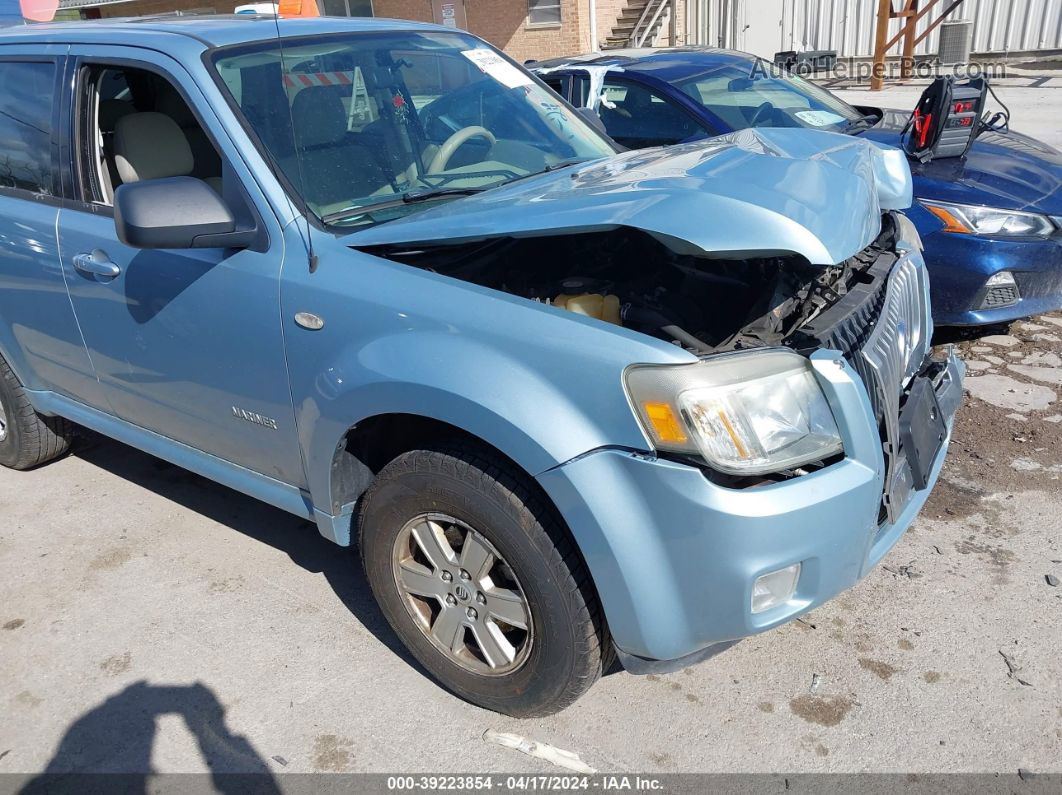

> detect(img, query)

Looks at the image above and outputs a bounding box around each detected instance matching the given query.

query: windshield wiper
[322,187,488,225]
[498,157,592,187]
[541,156,592,173]
[324,161,593,226]
[402,186,488,203]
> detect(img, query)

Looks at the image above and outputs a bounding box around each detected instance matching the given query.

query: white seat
[114,111,195,184]
[113,112,222,195]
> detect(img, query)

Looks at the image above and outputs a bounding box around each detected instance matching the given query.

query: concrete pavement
[2,313,1061,777]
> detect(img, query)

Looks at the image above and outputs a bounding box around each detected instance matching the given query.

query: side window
[78,64,224,206]
[597,79,706,149]
[541,76,569,102]
[0,61,56,197]
[320,0,373,15]
[527,0,561,25]
[572,75,591,108]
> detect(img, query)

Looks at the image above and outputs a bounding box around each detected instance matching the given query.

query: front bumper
[921,232,1062,326]
[537,348,964,670]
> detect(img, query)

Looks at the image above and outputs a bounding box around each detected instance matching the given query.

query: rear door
[56,45,305,486]
[0,47,107,408]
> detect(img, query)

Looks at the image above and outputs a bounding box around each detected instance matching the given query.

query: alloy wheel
[392,513,533,676]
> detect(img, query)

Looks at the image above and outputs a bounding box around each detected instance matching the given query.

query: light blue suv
[0,15,962,716]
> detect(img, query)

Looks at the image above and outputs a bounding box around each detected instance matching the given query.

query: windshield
[673,61,865,134]
[211,31,615,227]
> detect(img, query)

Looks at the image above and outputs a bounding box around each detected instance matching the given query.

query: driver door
[56,47,306,487]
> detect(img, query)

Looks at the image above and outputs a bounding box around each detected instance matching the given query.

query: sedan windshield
[673,61,865,134]
[211,31,615,227]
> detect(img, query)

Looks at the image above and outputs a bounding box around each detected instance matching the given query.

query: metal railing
[631,0,672,47]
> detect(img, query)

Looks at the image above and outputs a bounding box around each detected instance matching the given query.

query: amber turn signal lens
[924,203,971,234]
[642,401,688,445]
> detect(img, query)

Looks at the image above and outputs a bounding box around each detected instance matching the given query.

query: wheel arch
[312,402,580,545]
[328,412,526,517]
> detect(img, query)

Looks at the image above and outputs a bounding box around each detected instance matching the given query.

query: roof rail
[124,9,218,21]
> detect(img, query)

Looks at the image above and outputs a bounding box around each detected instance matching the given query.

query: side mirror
[575,106,607,135]
[114,176,256,250]
[727,77,755,92]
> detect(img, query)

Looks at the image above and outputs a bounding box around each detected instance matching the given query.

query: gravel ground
[1,312,1061,779]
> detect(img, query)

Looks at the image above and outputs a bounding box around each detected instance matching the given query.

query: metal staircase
[604,0,672,49]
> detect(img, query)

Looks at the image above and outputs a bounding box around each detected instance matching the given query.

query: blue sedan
[530,48,1062,326]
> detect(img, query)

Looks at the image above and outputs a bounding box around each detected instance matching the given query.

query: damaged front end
[346,129,915,358]
[346,129,958,520]
[353,214,900,359]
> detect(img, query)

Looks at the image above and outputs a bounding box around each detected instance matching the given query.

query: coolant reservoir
[554,293,622,325]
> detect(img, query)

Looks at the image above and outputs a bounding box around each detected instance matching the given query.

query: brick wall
[593,0,625,49]
[374,0,590,62]
[95,0,682,60]
[372,0,433,23]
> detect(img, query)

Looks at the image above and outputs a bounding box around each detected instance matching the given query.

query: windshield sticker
[461,49,532,89]
[794,109,847,127]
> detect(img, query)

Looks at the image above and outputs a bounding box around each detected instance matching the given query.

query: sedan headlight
[921,200,1057,239]
[625,349,843,475]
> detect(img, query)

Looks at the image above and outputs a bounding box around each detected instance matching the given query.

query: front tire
[359,445,610,717]
[0,354,73,470]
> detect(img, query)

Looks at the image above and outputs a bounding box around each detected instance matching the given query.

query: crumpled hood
[863,109,1062,213]
[342,128,913,266]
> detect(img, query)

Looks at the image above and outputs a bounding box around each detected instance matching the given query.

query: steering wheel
[747,102,774,127]
[428,126,497,174]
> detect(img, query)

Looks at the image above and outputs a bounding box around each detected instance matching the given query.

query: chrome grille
[852,254,932,522]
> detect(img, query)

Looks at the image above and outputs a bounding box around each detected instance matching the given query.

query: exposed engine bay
[358,214,897,354]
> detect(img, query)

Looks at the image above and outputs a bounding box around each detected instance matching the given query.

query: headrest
[98,99,134,132]
[155,82,198,128]
[114,112,194,183]
[620,87,654,114]
[290,86,348,149]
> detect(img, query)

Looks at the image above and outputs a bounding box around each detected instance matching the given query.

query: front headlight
[921,200,1057,239]
[625,349,843,475]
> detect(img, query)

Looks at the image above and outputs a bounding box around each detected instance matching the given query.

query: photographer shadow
[19,681,281,795]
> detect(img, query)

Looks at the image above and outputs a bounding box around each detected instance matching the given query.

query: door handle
[72,250,121,279]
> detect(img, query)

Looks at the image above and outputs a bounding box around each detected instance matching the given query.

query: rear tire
[359,444,610,717]
[0,354,74,470]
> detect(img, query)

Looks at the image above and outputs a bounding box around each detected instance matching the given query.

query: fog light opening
[985,270,1017,287]
[979,271,1021,310]
[751,563,801,614]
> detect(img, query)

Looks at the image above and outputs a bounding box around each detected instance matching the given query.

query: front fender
[299,330,649,511]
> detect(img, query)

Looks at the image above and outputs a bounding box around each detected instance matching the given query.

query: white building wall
[691,0,1062,58]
